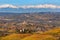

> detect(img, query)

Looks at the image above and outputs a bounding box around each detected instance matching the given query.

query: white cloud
[0,4,60,9]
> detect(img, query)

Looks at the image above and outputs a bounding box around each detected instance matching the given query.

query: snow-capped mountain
[0,4,18,8]
[0,4,60,13]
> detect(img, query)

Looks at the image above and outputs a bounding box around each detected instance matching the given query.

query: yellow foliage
[22,34,56,40]
[1,27,60,40]
[44,27,60,35]
[2,33,31,40]
[22,28,60,40]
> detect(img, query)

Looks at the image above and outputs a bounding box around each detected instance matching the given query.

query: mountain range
[0,4,60,13]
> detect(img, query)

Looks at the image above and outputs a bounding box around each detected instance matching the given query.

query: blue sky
[0,0,60,5]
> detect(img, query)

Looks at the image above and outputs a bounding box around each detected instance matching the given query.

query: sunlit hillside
[1,33,31,40]
[22,27,60,40]
[0,27,60,40]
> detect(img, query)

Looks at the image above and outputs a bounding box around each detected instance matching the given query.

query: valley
[0,12,60,40]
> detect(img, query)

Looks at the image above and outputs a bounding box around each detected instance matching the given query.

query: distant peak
[0,4,18,8]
